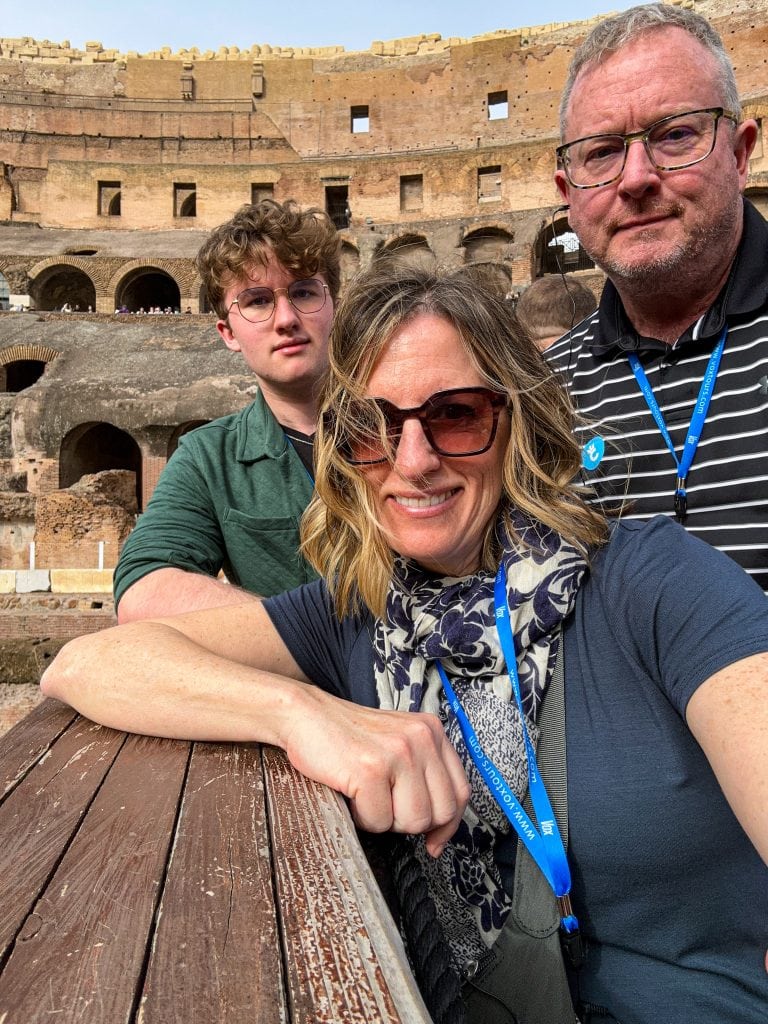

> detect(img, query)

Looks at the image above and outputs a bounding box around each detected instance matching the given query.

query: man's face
[216,252,333,403]
[555,27,756,289]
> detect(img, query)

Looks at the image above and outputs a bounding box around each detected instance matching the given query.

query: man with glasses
[114,200,340,620]
[547,3,768,591]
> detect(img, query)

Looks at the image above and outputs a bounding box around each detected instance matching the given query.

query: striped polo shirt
[547,199,768,592]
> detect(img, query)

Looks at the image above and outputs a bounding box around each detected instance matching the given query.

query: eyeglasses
[227,279,329,323]
[335,387,508,466]
[556,107,739,190]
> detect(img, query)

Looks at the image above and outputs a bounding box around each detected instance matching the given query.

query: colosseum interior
[0,0,765,609]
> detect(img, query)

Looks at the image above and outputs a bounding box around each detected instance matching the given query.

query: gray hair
[559,3,740,138]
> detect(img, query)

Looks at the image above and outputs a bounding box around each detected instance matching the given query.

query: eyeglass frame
[556,107,739,190]
[333,386,509,466]
[225,278,329,324]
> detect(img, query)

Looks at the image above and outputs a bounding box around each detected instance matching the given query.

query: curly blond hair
[196,199,341,318]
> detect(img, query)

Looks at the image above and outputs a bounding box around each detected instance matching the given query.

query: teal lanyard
[627,325,727,521]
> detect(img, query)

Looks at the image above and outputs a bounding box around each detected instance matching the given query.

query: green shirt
[113,392,317,607]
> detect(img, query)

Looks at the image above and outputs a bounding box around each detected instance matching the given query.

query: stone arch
[376,233,436,271]
[339,240,361,290]
[59,422,143,510]
[0,344,59,393]
[28,261,97,311]
[109,261,184,313]
[168,420,209,458]
[114,265,181,313]
[535,215,594,276]
[462,226,514,263]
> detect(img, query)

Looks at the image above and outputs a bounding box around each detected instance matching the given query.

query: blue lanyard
[627,325,727,521]
[436,563,578,937]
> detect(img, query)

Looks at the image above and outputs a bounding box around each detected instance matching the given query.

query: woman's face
[360,312,510,577]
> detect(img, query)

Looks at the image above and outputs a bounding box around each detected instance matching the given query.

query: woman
[43,265,768,1024]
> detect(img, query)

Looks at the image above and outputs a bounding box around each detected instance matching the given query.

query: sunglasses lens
[426,392,496,455]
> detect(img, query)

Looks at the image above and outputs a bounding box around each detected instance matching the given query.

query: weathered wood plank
[0,697,77,798]
[0,733,188,1024]
[263,747,432,1024]
[139,741,287,1024]
[0,714,124,961]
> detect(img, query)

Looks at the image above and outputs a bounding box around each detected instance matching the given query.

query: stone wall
[0,0,766,576]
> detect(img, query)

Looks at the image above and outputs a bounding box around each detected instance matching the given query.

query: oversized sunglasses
[336,387,508,466]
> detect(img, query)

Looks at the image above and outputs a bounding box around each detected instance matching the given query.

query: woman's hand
[282,693,470,857]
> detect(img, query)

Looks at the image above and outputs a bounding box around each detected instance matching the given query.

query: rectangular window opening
[325,185,350,230]
[488,90,509,121]
[174,182,197,218]
[98,180,121,216]
[477,165,502,202]
[251,182,275,205]
[400,174,423,213]
[351,105,370,134]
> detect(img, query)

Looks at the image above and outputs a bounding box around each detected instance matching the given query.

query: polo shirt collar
[236,389,290,463]
[586,198,768,357]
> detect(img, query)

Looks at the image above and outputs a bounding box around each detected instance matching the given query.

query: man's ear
[216,318,242,354]
[734,118,759,190]
[554,169,571,205]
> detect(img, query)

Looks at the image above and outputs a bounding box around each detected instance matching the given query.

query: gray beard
[590,192,743,294]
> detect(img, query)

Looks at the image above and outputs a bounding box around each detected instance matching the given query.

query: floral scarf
[372,513,586,968]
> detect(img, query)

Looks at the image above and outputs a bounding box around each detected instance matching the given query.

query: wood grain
[139,741,287,1024]
[0,697,77,798]
[263,747,431,1024]
[0,733,188,1023]
[0,714,124,960]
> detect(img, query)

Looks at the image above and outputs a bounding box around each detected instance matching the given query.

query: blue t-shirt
[264,517,768,1023]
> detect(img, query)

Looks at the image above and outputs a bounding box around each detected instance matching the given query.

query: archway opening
[117,269,181,313]
[60,423,143,509]
[168,420,209,458]
[32,266,96,311]
[376,234,435,272]
[537,217,595,276]
[463,227,513,263]
[3,360,46,392]
[340,241,360,291]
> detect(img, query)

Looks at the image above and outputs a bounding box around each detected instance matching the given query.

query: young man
[114,200,340,621]
[547,3,767,591]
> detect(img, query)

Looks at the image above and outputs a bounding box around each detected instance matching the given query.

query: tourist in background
[514,275,596,351]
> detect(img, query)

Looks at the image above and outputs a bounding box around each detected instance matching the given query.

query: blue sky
[2,1,643,54]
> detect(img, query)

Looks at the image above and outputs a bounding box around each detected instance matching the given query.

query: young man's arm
[117,567,261,622]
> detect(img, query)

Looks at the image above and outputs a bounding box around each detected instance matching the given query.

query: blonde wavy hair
[301,263,609,617]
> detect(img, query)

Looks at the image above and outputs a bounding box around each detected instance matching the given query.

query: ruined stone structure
[0,0,766,575]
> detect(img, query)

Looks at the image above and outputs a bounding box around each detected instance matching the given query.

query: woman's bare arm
[41,604,470,856]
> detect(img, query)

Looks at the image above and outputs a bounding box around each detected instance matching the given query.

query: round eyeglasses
[331,387,508,466]
[227,279,329,323]
[556,107,739,190]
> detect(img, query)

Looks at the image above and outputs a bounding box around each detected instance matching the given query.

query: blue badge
[581,436,605,471]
